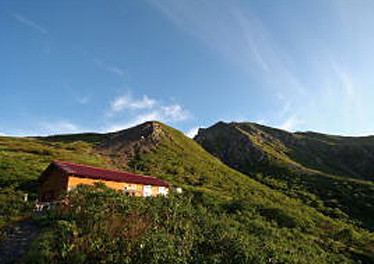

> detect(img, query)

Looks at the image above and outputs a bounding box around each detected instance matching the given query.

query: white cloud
[278,115,303,132]
[160,104,189,121]
[106,93,190,132]
[185,127,199,138]
[110,94,156,112]
[94,58,126,77]
[106,112,159,132]
[13,13,47,34]
[253,119,267,125]
[107,105,190,132]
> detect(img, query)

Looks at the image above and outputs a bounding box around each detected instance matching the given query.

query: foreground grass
[21,185,374,264]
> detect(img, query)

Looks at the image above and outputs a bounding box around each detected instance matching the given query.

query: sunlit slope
[195,121,374,230]
[95,122,374,262]
[1,121,373,262]
[196,122,374,179]
[0,136,109,193]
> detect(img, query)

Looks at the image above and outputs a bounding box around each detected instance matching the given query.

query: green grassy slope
[1,122,374,263]
[0,136,109,191]
[96,122,374,263]
[195,122,374,231]
[0,135,110,235]
[241,122,374,180]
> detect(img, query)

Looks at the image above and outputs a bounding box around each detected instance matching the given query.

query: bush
[258,207,300,229]
[28,184,201,264]
[23,184,367,264]
[0,186,32,239]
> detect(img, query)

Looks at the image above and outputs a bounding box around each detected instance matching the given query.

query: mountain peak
[96,121,167,165]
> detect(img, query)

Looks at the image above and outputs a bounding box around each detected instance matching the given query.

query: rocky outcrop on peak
[95,121,165,165]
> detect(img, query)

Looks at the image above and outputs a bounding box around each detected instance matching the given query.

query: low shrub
[0,186,33,240]
[22,184,371,264]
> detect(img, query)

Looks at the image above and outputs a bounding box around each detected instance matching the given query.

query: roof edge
[51,160,170,187]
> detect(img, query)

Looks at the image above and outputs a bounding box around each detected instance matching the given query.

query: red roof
[52,161,169,187]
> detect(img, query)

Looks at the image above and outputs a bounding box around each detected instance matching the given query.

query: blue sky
[1,0,374,137]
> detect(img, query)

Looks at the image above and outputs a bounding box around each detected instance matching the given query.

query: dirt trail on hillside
[0,219,39,264]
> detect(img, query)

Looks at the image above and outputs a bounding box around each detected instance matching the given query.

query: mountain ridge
[1,121,374,263]
[195,121,374,179]
[195,121,374,230]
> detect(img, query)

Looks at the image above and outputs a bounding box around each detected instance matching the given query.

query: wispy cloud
[13,13,47,35]
[94,58,126,77]
[329,58,355,98]
[149,0,266,72]
[76,95,90,105]
[280,101,292,116]
[106,93,190,132]
[39,120,81,135]
[185,126,199,138]
[234,8,269,72]
[273,92,293,120]
[320,57,368,135]
[148,0,306,95]
[278,115,303,132]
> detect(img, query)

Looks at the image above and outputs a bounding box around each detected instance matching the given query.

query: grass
[196,122,374,231]
[0,136,109,190]
[0,135,110,239]
[116,123,374,262]
[20,185,374,264]
[1,122,374,263]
